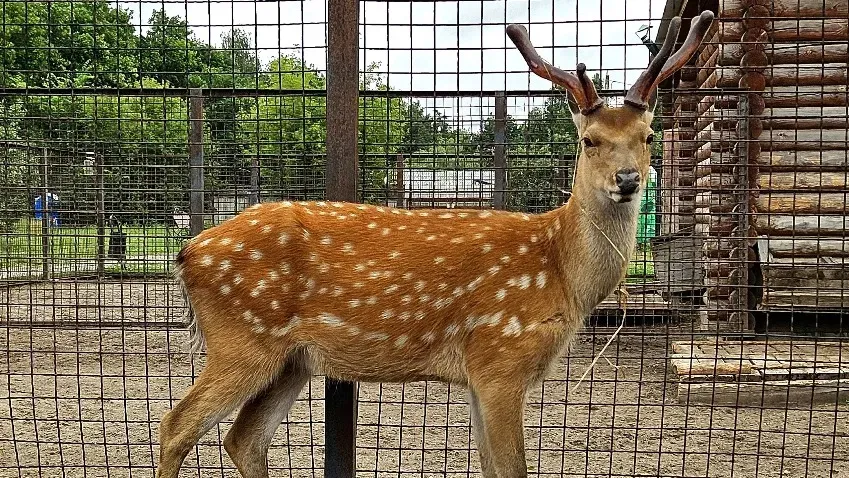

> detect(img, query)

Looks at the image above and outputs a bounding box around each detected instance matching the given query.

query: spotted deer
[157,11,713,478]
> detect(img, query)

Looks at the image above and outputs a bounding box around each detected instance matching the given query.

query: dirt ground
[2,280,848,478]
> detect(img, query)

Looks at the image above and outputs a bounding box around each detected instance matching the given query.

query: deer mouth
[609,190,639,204]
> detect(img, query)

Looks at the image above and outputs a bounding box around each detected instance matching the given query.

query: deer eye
[582,137,594,148]
[646,134,654,144]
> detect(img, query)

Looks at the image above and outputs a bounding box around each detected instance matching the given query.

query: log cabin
[654,0,848,331]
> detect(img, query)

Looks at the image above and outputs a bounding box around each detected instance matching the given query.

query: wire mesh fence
[2,0,848,477]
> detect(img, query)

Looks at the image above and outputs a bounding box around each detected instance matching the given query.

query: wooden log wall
[715,0,849,312]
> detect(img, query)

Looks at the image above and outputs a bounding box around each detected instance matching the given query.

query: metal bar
[395,154,406,209]
[189,89,205,237]
[0,87,751,98]
[324,0,359,476]
[493,91,507,210]
[40,147,51,281]
[95,153,105,276]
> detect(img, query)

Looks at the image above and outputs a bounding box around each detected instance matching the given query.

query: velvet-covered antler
[506,24,604,115]
[624,10,715,110]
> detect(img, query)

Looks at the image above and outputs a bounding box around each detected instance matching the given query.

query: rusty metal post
[95,152,105,275]
[189,89,205,237]
[325,0,359,476]
[493,92,507,210]
[732,93,751,332]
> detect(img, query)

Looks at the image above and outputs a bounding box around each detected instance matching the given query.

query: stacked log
[720,0,849,310]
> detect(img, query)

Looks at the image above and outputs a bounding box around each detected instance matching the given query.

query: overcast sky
[121,0,670,125]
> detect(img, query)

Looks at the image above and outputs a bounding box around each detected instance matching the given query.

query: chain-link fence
[2,0,847,477]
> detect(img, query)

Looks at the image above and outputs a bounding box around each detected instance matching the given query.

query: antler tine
[623,16,682,110]
[507,24,604,115]
[624,10,715,110]
[653,11,715,89]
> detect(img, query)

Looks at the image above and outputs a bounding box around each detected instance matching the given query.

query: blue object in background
[34,193,60,226]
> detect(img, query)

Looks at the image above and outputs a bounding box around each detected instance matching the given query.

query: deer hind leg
[156,355,281,478]
[468,381,529,478]
[468,389,497,478]
[223,352,312,478]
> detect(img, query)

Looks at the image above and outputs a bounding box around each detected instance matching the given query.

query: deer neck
[548,182,641,318]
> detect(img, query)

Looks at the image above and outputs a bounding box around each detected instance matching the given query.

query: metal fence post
[493,91,507,210]
[95,152,105,275]
[732,92,751,331]
[41,147,51,280]
[325,0,359,476]
[189,89,205,237]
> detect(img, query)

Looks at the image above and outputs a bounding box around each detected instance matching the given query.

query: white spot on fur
[261,225,272,234]
[438,213,454,219]
[200,255,213,267]
[418,294,431,303]
[354,264,366,272]
[466,276,484,291]
[220,284,231,295]
[385,284,399,294]
[278,233,290,245]
[488,265,501,275]
[234,242,243,252]
[478,211,492,218]
[380,309,394,320]
[434,257,445,264]
[268,270,280,281]
[452,286,464,297]
[219,260,231,271]
[366,296,378,305]
[402,272,413,280]
[302,230,311,241]
[319,312,344,327]
[450,237,464,244]
[356,205,368,210]
[281,201,293,207]
[366,332,389,341]
[249,219,259,226]
[422,331,436,343]
[414,281,426,292]
[500,256,511,264]
[250,250,263,260]
[445,324,460,336]
[503,316,522,336]
[397,225,408,230]
[332,202,343,208]
[280,262,291,275]
[389,251,401,259]
[382,228,390,236]
[394,335,409,348]
[521,214,530,221]
[518,245,529,255]
[367,222,377,229]
[426,235,436,241]
[199,238,213,247]
[481,244,493,253]
[473,233,484,240]
[320,236,332,245]
[348,299,361,308]
[342,243,354,254]
[220,238,233,246]
[319,263,330,273]
[530,234,539,243]
[318,287,328,295]
[399,311,411,321]
[252,325,266,334]
[271,300,279,310]
[233,274,244,285]
[536,271,548,288]
[495,289,506,301]
[332,286,344,297]
[353,282,364,288]
[414,311,426,321]
[418,212,429,217]
[250,280,267,297]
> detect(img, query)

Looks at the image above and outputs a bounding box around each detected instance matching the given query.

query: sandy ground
[2,280,848,478]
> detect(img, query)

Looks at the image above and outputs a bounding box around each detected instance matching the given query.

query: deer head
[507,11,713,208]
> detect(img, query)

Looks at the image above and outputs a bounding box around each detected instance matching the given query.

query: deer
[156,11,713,478]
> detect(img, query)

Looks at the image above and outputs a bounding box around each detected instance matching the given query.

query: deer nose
[615,169,641,195]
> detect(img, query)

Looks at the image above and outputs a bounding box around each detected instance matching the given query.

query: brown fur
[154,102,658,478]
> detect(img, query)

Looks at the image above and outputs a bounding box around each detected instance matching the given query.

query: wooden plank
[758,172,849,190]
[763,290,849,308]
[678,379,849,407]
[764,237,849,257]
[719,43,849,67]
[719,0,849,18]
[762,264,849,281]
[757,150,849,171]
[754,214,848,236]
[756,192,849,214]
[764,275,848,291]
[759,128,849,144]
[719,19,849,43]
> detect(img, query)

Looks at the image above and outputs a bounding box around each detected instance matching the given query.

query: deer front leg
[469,382,528,478]
[223,355,312,478]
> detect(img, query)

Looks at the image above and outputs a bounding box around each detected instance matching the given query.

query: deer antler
[624,10,715,110]
[506,24,604,115]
